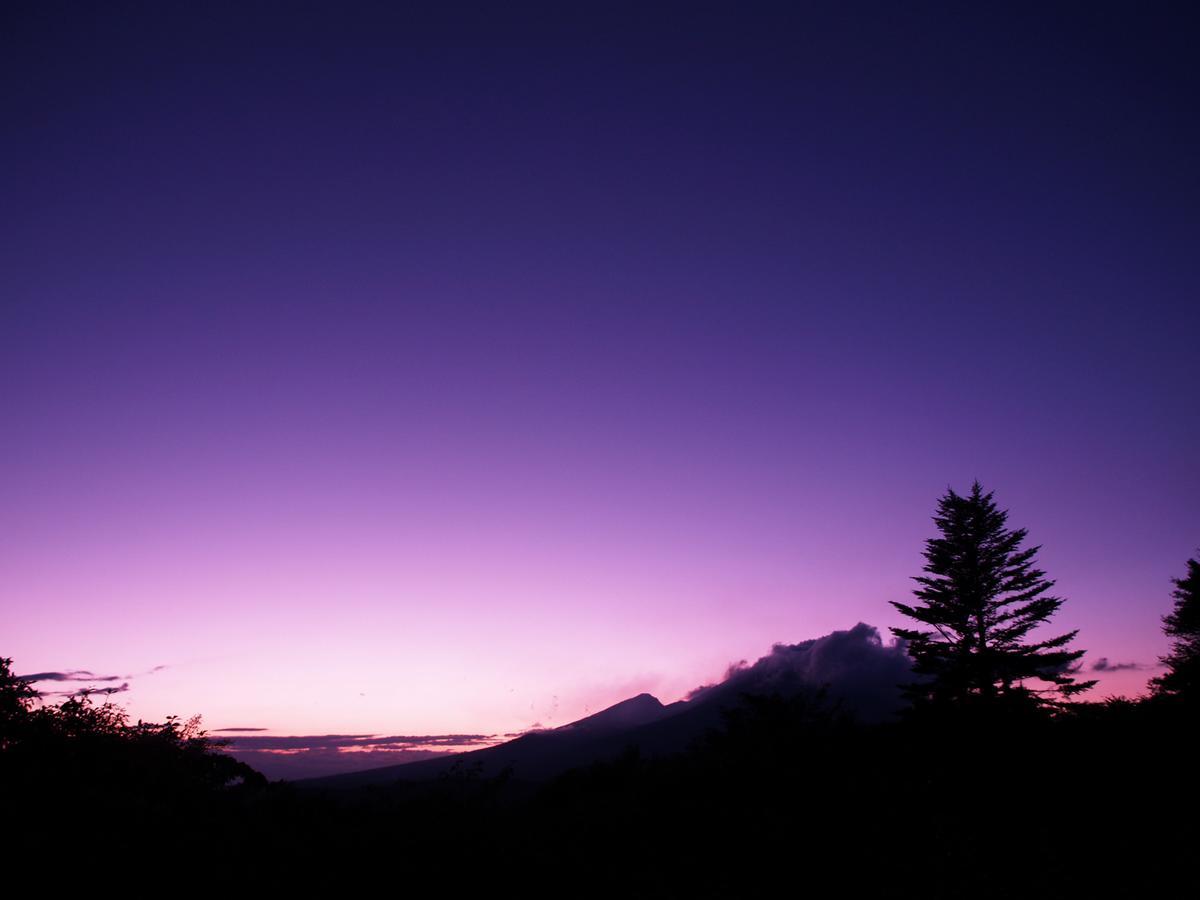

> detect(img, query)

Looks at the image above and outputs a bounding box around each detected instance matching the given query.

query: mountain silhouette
[553,692,670,734]
[298,690,709,787]
[299,623,913,788]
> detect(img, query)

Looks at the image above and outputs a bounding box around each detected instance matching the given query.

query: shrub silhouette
[1,655,266,864]
[0,656,36,748]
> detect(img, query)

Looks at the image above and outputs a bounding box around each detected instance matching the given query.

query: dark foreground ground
[3,692,1196,897]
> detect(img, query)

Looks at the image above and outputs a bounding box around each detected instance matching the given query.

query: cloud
[39,682,131,698]
[216,732,506,781]
[18,665,167,699]
[1038,658,1084,678]
[213,727,269,733]
[19,670,122,683]
[1091,658,1143,672]
[686,622,914,722]
[218,733,498,752]
[226,746,457,781]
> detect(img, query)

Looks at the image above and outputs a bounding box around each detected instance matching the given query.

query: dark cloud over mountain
[303,624,917,786]
[687,622,914,722]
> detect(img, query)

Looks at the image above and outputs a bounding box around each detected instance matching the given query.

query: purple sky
[3,3,1197,740]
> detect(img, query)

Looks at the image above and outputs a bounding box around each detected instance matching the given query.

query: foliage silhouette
[890,481,1096,713]
[1150,551,1200,704]
[3,645,1199,894]
[0,656,36,748]
[1,655,267,866]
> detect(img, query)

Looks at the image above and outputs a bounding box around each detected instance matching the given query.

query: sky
[3,2,1198,745]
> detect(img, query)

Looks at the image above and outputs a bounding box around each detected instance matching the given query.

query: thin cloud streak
[216,732,506,781]
[219,733,498,752]
[1091,658,1146,672]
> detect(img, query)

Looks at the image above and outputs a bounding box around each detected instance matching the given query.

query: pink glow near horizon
[4,4,1196,742]
[4,301,1184,734]
[5,468,1175,736]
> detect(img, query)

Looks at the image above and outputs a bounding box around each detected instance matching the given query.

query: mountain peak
[556,692,666,735]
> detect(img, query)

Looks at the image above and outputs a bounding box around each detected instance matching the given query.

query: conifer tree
[1149,552,1200,703]
[890,481,1096,711]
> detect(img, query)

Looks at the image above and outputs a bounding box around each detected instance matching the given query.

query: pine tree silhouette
[1150,551,1200,704]
[890,481,1096,712]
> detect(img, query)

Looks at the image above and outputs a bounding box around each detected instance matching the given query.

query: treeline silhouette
[2,484,1197,896]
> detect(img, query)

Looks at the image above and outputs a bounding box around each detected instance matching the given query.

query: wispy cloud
[20,670,123,683]
[1091,658,1144,672]
[20,664,168,682]
[213,727,269,733]
[218,733,497,752]
[38,682,131,698]
[19,665,167,699]
[217,732,506,781]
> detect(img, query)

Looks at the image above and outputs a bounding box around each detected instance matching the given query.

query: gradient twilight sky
[3,2,1197,737]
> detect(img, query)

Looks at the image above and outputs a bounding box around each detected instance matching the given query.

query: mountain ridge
[296,623,911,788]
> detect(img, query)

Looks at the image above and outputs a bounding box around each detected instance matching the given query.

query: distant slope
[298,690,755,788]
[298,692,707,788]
[299,623,911,789]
